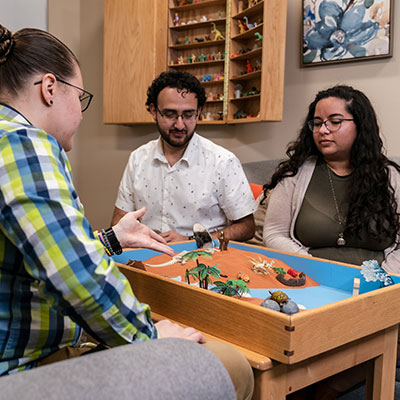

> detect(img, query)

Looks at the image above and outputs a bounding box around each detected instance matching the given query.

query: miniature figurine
[195,37,205,42]
[218,230,229,251]
[192,223,213,248]
[188,55,193,63]
[237,272,250,283]
[276,272,306,287]
[268,290,289,306]
[243,16,255,29]
[254,32,263,42]
[211,279,249,298]
[237,20,247,34]
[211,22,225,41]
[174,13,179,26]
[200,15,207,22]
[246,59,253,73]
[177,55,184,64]
[234,83,243,98]
[217,111,223,120]
[185,36,190,44]
[216,51,222,60]
[213,73,224,81]
[249,257,273,274]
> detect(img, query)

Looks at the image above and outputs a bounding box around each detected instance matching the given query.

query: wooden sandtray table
[114,241,400,399]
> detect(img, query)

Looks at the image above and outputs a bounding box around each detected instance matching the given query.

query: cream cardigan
[263,157,400,273]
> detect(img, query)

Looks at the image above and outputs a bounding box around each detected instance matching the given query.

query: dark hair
[0,24,78,96]
[263,85,400,240]
[145,70,206,111]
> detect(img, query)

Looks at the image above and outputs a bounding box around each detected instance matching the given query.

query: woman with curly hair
[263,85,400,272]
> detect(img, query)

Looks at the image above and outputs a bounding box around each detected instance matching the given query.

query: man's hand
[155,319,207,343]
[112,208,174,256]
[160,230,188,243]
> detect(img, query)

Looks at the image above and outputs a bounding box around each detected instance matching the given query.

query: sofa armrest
[0,339,235,400]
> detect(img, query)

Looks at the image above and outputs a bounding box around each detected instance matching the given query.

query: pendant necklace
[326,165,346,246]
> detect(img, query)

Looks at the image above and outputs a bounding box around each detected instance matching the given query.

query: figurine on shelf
[254,59,261,71]
[217,111,224,120]
[211,23,225,41]
[198,53,206,62]
[254,32,263,42]
[177,56,184,64]
[208,92,214,101]
[194,37,205,42]
[200,15,207,22]
[191,53,196,63]
[188,55,193,63]
[243,16,255,29]
[237,20,247,34]
[213,73,224,81]
[215,51,222,60]
[207,53,213,61]
[185,36,190,44]
[246,59,253,73]
[234,84,243,98]
[218,11,222,19]
[174,13,179,26]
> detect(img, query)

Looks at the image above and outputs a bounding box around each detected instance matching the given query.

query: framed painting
[302,0,394,67]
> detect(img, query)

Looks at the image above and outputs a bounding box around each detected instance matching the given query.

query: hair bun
[0,25,14,64]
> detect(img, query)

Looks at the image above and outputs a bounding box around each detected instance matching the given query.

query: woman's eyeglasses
[34,77,94,112]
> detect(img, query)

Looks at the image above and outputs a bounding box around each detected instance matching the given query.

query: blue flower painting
[303,0,392,65]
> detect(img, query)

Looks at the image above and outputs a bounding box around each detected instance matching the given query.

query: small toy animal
[211,23,225,41]
[268,290,290,306]
[237,272,250,283]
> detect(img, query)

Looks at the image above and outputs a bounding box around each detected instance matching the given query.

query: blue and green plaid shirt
[0,104,158,375]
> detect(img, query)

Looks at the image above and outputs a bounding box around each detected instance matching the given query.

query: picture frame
[302,0,394,67]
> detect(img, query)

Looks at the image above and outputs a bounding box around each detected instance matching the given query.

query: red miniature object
[246,60,253,73]
[287,268,298,278]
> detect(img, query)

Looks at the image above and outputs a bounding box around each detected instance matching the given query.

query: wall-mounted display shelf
[104,0,287,125]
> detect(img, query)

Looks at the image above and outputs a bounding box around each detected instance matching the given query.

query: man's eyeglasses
[156,106,198,122]
[308,117,354,133]
[34,77,94,112]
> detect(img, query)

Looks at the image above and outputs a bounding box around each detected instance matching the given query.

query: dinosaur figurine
[211,23,225,41]
[243,16,255,29]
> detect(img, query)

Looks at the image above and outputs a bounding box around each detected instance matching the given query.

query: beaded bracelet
[99,229,114,256]
[104,227,123,255]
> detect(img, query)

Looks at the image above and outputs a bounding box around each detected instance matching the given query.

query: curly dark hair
[145,70,206,112]
[263,85,400,240]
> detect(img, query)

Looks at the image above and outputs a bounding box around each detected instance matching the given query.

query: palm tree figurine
[211,279,250,298]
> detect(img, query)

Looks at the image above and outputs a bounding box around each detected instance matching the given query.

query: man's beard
[157,120,196,149]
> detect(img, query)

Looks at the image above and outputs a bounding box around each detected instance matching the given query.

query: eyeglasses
[156,106,198,123]
[34,77,94,112]
[308,117,354,133]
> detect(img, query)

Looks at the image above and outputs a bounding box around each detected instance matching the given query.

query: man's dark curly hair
[263,85,400,241]
[146,70,206,111]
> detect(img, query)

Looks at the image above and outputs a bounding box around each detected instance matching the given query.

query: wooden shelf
[201,80,224,85]
[170,0,226,12]
[230,93,260,101]
[170,18,226,31]
[231,24,263,40]
[169,39,225,50]
[103,0,287,125]
[230,47,262,61]
[232,1,264,19]
[169,60,224,68]
[230,70,261,81]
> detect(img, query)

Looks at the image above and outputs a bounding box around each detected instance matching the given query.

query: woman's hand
[112,207,174,256]
[155,319,207,343]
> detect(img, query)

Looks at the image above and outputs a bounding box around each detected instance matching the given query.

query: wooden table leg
[370,325,398,400]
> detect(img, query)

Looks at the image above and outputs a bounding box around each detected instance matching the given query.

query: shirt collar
[0,103,33,126]
[154,132,200,166]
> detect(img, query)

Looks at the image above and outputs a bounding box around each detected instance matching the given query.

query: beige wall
[49,0,400,230]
